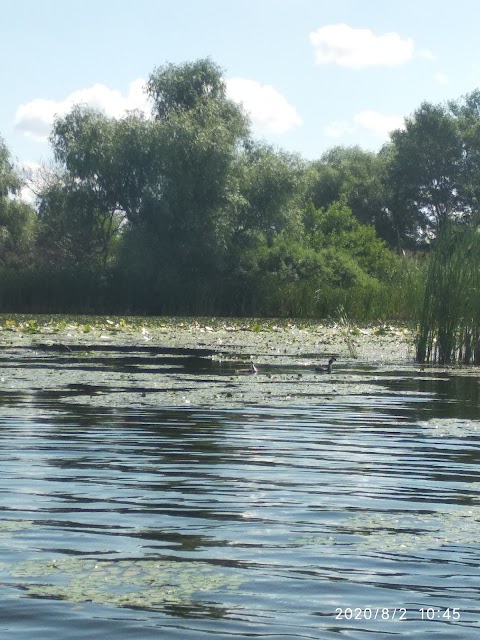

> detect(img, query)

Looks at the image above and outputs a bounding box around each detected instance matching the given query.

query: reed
[336,305,358,358]
[416,218,480,364]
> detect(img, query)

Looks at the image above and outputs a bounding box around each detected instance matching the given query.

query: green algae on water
[1,556,245,612]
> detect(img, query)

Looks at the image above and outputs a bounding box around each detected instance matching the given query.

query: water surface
[0,361,479,639]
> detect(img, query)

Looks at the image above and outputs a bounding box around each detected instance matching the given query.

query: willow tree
[45,59,250,291]
[141,59,250,278]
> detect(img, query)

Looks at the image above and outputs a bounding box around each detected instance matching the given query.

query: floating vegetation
[418,418,480,438]
[0,314,324,337]
[0,519,34,538]
[349,506,480,553]
[0,315,137,336]
[1,556,245,613]
[0,312,414,410]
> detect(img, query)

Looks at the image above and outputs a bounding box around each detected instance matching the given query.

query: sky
[2,0,480,176]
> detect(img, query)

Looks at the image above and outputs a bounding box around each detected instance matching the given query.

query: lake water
[0,362,479,639]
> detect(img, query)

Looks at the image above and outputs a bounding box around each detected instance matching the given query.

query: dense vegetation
[1,58,479,335]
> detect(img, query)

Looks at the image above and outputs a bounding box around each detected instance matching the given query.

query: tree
[146,58,228,122]
[51,106,157,224]
[37,173,123,269]
[0,137,21,198]
[141,59,250,270]
[229,142,307,246]
[449,89,480,214]
[308,146,395,244]
[44,60,252,310]
[386,101,464,242]
[0,137,37,267]
[46,107,158,269]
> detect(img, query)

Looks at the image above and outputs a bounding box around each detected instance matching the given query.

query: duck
[234,361,258,374]
[315,356,337,373]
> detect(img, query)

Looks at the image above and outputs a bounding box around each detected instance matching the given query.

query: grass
[416,218,480,365]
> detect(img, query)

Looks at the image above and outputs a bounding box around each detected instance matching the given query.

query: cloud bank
[310,23,415,68]
[14,80,151,142]
[14,76,302,143]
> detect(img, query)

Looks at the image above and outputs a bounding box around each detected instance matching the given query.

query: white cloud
[310,23,414,69]
[14,99,62,141]
[226,77,302,134]
[14,79,151,142]
[353,110,405,137]
[15,76,302,142]
[324,110,404,140]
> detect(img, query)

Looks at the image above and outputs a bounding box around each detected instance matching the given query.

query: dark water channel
[0,356,479,639]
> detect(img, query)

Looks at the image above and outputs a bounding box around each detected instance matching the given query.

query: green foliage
[9,60,480,326]
[146,58,231,122]
[416,218,480,364]
[304,201,397,279]
[0,137,37,267]
[37,172,124,269]
[387,101,463,240]
[224,201,401,319]
[0,199,37,268]
[0,137,21,197]
[230,143,306,242]
[308,146,392,243]
[386,91,480,245]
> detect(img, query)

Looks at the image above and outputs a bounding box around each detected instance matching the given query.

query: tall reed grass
[416,218,480,364]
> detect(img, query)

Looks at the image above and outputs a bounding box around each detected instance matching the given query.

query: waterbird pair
[241,358,336,374]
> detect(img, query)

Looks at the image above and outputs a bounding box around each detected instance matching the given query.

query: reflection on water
[0,364,479,639]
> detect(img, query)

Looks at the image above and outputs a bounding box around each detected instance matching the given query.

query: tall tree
[37,173,123,269]
[137,59,250,278]
[47,59,251,303]
[386,101,464,241]
[449,88,480,214]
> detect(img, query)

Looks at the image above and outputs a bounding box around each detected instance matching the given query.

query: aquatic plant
[416,218,480,364]
[349,505,480,553]
[336,305,358,359]
[1,555,245,613]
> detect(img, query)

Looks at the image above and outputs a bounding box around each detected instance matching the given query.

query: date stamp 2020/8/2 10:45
[334,607,461,622]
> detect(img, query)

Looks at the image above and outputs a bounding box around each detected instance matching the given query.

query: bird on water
[235,360,258,374]
[315,356,337,373]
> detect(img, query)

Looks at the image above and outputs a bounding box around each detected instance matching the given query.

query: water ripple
[0,386,479,639]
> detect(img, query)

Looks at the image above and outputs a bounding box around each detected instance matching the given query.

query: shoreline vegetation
[0,314,414,358]
[1,59,480,365]
[0,314,415,410]
[1,314,478,411]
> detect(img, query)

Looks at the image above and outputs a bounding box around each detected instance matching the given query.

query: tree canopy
[2,59,480,318]
[0,137,37,268]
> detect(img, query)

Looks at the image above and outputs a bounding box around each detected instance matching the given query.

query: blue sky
[2,0,480,173]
